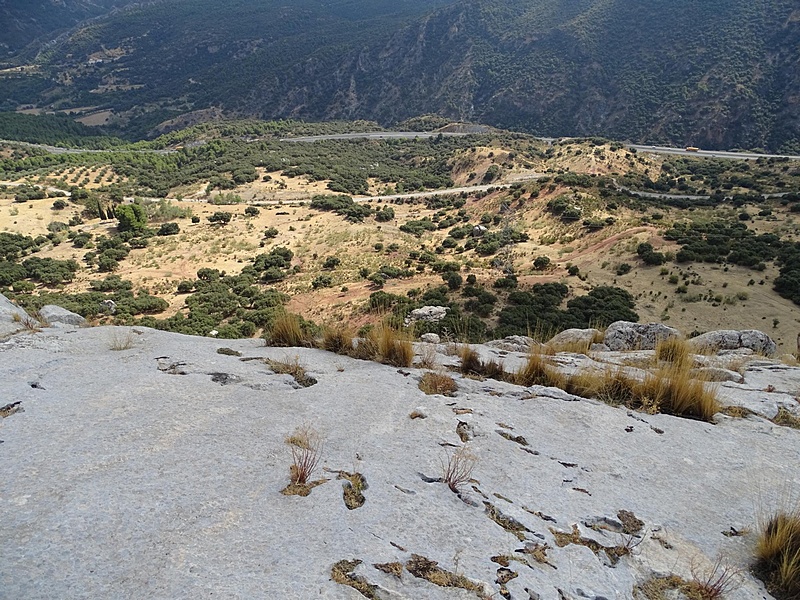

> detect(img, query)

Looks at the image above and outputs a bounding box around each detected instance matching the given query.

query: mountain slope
[0,0,139,54]
[6,0,800,150]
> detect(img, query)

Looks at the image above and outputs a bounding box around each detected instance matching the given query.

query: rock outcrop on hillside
[1,302,799,599]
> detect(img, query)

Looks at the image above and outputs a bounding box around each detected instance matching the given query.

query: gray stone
[0,292,31,338]
[590,343,610,352]
[689,329,776,356]
[404,305,449,327]
[100,299,117,314]
[548,328,601,349]
[691,367,744,383]
[472,225,488,237]
[486,335,536,353]
[420,333,441,344]
[39,305,86,327]
[603,321,679,351]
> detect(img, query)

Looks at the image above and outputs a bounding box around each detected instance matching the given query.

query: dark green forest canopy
[3,0,798,150]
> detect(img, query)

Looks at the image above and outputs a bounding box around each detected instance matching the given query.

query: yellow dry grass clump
[376,325,414,367]
[655,337,693,370]
[514,352,567,389]
[755,508,800,599]
[419,372,458,396]
[565,364,720,422]
[267,312,311,347]
[320,325,354,354]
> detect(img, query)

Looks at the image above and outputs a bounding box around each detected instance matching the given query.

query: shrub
[244,206,260,217]
[157,222,180,236]
[322,256,341,270]
[311,274,333,289]
[754,508,800,599]
[534,256,551,270]
[441,446,477,493]
[419,372,458,396]
[52,199,68,210]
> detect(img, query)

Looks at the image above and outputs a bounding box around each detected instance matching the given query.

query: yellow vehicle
[685,146,700,152]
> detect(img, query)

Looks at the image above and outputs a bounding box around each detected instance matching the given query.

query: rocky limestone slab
[39,304,86,326]
[603,321,679,351]
[689,329,777,356]
[547,328,601,349]
[0,292,31,339]
[1,326,797,600]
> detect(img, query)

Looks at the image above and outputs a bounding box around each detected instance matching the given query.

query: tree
[116,204,147,233]
[533,256,551,270]
[208,211,232,225]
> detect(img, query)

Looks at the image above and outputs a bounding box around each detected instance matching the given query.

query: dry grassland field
[2,131,800,352]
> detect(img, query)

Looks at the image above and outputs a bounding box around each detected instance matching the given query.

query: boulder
[0,293,31,338]
[547,328,601,350]
[419,333,441,344]
[690,367,744,383]
[404,306,449,327]
[688,330,776,357]
[39,305,86,327]
[486,335,536,353]
[603,321,679,351]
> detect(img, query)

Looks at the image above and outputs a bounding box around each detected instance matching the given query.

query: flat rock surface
[1,327,799,599]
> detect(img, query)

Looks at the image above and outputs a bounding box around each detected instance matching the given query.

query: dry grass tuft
[405,554,483,593]
[773,407,800,429]
[638,366,720,421]
[282,425,325,496]
[459,345,483,375]
[754,508,800,599]
[320,325,354,355]
[684,557,742,599]
[267,312,311,348]
[415,343,438,369]
[12,311,45,333]
[655,337,693,370]
[419,372,458,396]
[567,368,639,406]
[109,328,135,351]
[267,356,317,387]
[331,559,381,599]
[514,352,566,388]
[351,330,380,361]
[565,363,720,422]
[376,325,414,367]
[441,445,477,493]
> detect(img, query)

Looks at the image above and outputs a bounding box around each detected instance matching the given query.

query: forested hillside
[3,0,799,151]
[0,0,139,54]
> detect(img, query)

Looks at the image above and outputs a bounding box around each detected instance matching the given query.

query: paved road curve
[627,144,800,161]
